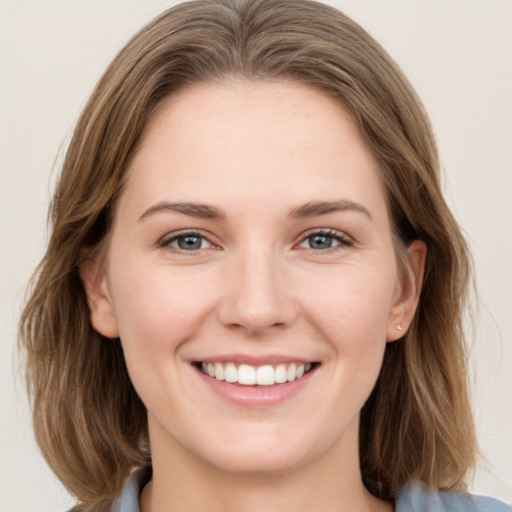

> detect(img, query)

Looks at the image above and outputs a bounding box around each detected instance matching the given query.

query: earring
[396,325,403,331]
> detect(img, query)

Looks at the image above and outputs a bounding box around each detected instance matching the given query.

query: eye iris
[309,234,333,249]
[178,236,202,250]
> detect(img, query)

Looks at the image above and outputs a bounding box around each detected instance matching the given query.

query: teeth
[198,361,315,386]
[287,363,296,382]
[256,365,274,385]
[275,364,287,383]
[238,364,256,385]
[225,363,237,383]
[214,362,225,381]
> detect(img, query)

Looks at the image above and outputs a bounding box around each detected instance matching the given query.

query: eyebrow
[138,202,226,222]
[138,199,372,222]
[288,200,372,220]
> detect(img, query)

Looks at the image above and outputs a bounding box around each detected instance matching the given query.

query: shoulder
[67,467,151,512]
[396,482,511,512]
[110,467,151,512]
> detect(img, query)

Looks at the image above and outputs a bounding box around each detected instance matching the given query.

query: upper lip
[192,354,318,366]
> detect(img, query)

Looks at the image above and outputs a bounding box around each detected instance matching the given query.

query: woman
[19,1,510,511]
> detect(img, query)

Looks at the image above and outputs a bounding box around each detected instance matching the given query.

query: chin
[187,423,337,477]
[205,446,309,476]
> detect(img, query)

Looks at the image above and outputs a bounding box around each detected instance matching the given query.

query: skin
[82,80,426,512]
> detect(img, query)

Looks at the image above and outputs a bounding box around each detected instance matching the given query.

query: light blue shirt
[109,468,511,512]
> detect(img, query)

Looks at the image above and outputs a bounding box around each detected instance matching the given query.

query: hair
[19,0,476,509]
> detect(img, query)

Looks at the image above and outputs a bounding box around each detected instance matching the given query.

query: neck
[141,421,393,512]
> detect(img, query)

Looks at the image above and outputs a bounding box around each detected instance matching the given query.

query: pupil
[311,235,332,249]
[179,236,201,250]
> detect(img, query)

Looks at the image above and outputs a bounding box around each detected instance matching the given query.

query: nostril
[216,276,297,335]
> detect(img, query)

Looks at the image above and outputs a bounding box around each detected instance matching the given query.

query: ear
[79,259,119,338]
[386,240,427,342]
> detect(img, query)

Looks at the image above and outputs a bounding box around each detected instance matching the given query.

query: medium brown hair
[19,0,476,509]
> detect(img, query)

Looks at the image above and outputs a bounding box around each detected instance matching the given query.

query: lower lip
[195,366,316,407]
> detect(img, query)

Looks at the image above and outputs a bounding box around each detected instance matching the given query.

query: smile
[197,361,315,386]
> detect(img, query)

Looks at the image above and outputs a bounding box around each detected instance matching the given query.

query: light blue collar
[111,468,510,512]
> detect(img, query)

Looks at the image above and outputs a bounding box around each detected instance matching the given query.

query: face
[83,80,424,476]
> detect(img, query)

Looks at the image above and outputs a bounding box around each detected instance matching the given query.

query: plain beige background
[1,1,511,510]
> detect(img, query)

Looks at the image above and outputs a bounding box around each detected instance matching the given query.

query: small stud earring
[396,325,403,331]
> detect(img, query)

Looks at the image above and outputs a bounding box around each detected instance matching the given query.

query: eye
[298,229,353,251]
[161,231,213,252]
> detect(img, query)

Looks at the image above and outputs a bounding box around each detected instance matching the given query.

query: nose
[217,246,296,336]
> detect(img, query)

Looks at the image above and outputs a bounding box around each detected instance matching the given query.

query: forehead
[121,79,387,221]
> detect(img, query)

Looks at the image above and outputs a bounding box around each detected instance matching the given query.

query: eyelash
[159,230,215,252]
[298,228,354,253]
[159,228,354,254]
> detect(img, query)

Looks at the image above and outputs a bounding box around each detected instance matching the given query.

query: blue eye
[299,230,352,250]
[164,233,212,251]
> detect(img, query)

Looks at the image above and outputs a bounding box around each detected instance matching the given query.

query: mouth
[194,361,319,386]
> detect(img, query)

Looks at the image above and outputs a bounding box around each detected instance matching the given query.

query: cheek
[311,272,392,403]
[297,262,396,346]
[107,267,221,410]
[296,261,394,408]
[109,263,220,356]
